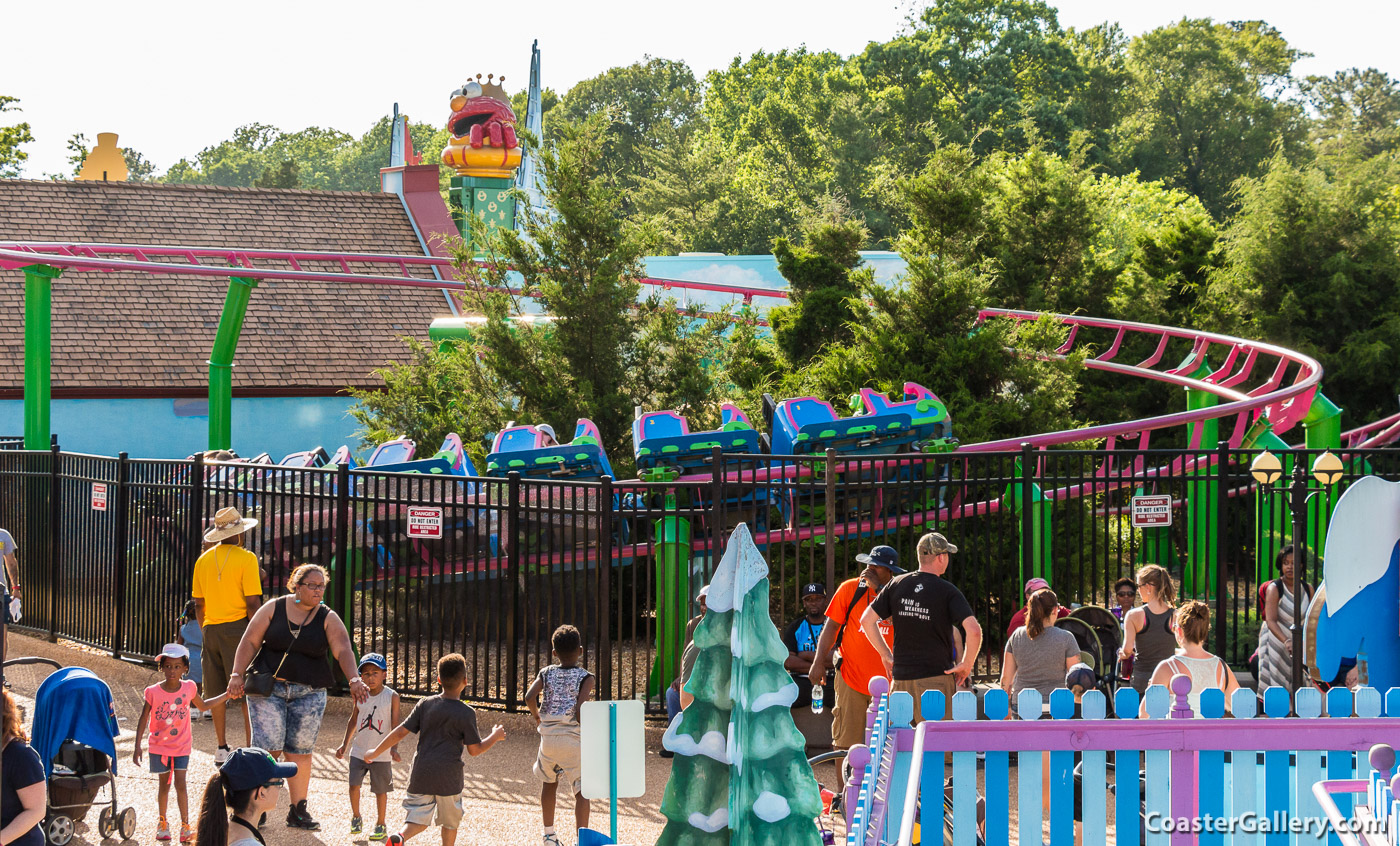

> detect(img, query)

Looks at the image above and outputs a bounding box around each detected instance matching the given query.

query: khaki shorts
[201,618,249,699]
[830,673,872,750]
[403,792,463,830]
[533,732,582,794]
[892,674,956,724]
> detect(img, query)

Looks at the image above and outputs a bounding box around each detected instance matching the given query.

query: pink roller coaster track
[0,243,1390,455]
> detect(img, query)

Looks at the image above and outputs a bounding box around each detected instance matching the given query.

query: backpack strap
[832,582,871,654]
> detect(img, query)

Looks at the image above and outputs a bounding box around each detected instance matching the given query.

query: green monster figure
[656,524,823,846]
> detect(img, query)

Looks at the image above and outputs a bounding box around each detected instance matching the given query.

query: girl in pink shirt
[134,644,231,842]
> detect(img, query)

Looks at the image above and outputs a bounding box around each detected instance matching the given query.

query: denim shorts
[247,681,327,755]
[149,754,189,774]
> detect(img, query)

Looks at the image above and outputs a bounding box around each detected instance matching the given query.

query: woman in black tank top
[226,564,369,831]
[1117,565,1179,695]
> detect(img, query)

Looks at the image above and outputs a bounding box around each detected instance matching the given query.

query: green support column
[23,264,62,450]
[208,276,258,451]
[1004,457,1052,585]
[1243,416,1293,583]
[1301,392,1343,566]
[647,487,692,698]
[1181,353,1219,597]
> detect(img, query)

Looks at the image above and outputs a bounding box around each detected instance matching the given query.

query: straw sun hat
[203,507,259,542]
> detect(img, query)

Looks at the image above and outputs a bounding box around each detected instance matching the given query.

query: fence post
[1020,442,1034,585]
[111,452,130,659]
[506,471,521,713]
[1215,440,1230,658]
[189,453,205,567]
[598,475,614,702]
[710,446,725,575]
[333,461,351,634]
[825,447,837,591]
[47,443,60,643]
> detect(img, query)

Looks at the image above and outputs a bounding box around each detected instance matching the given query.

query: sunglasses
[1116,591,1135,598]
[299,582,328,592]
[264,779,284,788]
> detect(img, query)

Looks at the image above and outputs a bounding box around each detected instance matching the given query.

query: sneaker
[156,818,171,841]
[543,835,562,846]
[214,745,231,765]
[350,817,363,835]
[286,799,321,831]
[370,825,388,842]
[659,748,674,758]
[388,836,404,846]
[179,823,193,843]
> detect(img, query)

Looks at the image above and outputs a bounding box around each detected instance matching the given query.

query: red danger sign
[1131,494,1172,528]
[407,507,443,539]
[91,482,108,512]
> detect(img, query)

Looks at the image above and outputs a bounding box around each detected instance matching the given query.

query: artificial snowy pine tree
[657,524,823,846]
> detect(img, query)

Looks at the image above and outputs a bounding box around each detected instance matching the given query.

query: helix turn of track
[0,240,1392,453]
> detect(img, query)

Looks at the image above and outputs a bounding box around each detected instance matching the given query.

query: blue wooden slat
[1115,688,1142,846]
[983,689,1011,846]
[1048,690,1075,845]
[1262,688,1292,846]
[952,692,978,846]
[1081,691,1108,846]
[1324,687,1355,846]
[890,690,915,728]
[1017,689,1043,846]
[1143,687,1170,846]
[1231,690,1260,846]
[920,689,947,846]
[1295,688,1326,846]
[1198,690,1226,846]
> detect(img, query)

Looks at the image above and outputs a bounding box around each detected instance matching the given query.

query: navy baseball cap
[855,545,903,575]
[1065,663,1096,691]
[220,747,297,791]
[358,652,387,672]
[801,583,827,597]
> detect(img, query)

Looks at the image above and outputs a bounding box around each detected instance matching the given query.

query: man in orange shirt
[808,545,901,803]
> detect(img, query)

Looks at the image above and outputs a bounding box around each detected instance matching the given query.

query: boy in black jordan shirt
[860,532,981,723]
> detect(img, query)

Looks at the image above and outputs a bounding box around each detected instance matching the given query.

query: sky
[3,0,1398,180]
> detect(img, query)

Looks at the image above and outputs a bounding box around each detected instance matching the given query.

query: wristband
[228,672,242,679]
[350,676,363,685]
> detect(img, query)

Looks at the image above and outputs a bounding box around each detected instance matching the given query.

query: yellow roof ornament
[76,133,129,182]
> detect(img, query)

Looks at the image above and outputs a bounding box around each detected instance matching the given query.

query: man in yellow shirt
[192,507,263,763]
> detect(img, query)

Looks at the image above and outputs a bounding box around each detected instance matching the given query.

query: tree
[0,96,33,178]
[1115,18,1305,217]
[768,205,868,365]
[123,147,157,182]
[255,159,300,189]
[657,524,823,846]
[552,57,703,212]
[1302,68,1400,161]
[351,114,727,474]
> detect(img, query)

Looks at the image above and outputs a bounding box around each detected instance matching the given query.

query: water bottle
[812,684,825,714]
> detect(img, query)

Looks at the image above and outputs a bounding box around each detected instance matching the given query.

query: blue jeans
[665,686,681,723]
[247,681,327,755]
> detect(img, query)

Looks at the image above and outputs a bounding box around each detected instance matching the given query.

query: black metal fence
[0,445,1396,711]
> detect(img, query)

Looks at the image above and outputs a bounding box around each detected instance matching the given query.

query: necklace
[213,546,234,581]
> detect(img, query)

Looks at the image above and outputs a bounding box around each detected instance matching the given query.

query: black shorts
[349,757,393,794]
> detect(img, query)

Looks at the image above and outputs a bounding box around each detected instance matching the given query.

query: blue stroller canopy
[32,667,120,779]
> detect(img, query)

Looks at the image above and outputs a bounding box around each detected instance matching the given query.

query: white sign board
[91,482,108,512]
[580,700,646,800]
[406,507,443,539]
[1130,494,1172,528]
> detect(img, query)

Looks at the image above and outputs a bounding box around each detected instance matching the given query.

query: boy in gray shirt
[366,653,504,846]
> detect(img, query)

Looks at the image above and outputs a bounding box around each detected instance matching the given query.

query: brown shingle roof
[0,179,454,394]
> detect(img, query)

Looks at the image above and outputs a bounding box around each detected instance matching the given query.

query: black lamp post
[1249,449,1344,692]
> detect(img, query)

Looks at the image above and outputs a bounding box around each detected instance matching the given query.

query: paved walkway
[5,632,674,846]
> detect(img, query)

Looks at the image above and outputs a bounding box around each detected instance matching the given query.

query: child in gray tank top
[526,625,596,846]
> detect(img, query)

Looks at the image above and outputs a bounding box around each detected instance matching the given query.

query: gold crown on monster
[441,74,522,178]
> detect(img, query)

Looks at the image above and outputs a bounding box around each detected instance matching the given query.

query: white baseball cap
[158,643,190,662]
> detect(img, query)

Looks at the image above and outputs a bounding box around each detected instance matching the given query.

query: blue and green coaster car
[633,402,761,477]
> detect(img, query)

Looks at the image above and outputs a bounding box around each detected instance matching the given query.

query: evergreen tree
[658,524,822,846]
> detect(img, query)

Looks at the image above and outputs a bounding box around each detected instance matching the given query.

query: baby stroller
[1056,606,1121,715]
[31,667,135,845]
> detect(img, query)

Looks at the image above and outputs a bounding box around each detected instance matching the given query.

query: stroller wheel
[97,807,116,839]
[45,815,74,846]
[118,808,137,840]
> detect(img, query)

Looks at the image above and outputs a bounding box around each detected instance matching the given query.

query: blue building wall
[0,396,361,460]
[4,254,910,460]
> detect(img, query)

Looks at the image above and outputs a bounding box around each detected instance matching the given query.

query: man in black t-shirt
[860,532,981,723]
[782,583,832,707]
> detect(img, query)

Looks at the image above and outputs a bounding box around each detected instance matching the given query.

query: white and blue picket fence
[843,676,1400,845]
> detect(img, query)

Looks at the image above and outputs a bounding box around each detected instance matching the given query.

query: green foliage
[1206,149,1400,425]
[769,206,868,365]
[352,115,727,474]
[255,159,300,189]
[123,147,157,182]
[1302,68,1400,161]
[1115,19,1305,218]
[0,96,32,178]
